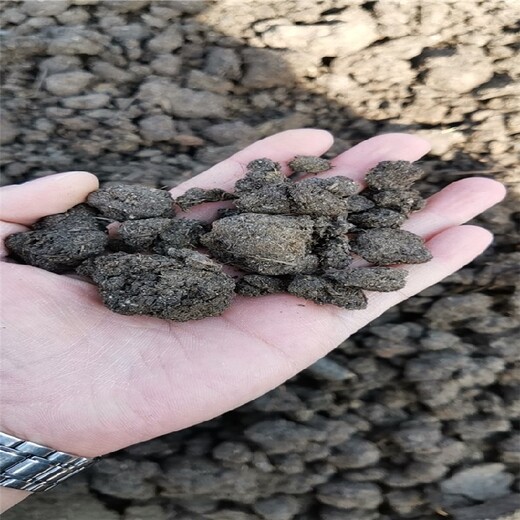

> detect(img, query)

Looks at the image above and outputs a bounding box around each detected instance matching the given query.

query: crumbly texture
[87,185,175,221]
[201,213,318,275]
[367,189,425,214]
[234,185,292,214]
[5,229,108,273]
[316,237,352,270]
[234,163,360,217]
[119,218,172,251]
[288,177,359,216]
[236,274,288,296]
[234,160,290,213]
[245,158,283,175]
[345,195,376,212]
[351,229,433,265]
[5,158,433,318]
[235,161,286,191]
[313,215,354,240]
[288,155,332,174]
[288,275,368,309]
[326,267,408,292]
[32,204,104,232]
[175,188,236,211]
[78,251,235,322]
[153,218,208,252]
[312,216,354,270]
[365,161,426,190]
[350,208,407,229]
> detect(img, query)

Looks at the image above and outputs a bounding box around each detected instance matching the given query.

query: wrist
[0,423,95,459]
[0,427,96,509]
[0,398,109,459]
[0,487,30,513]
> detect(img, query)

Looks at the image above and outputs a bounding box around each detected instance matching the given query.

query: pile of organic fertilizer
[6,158,432,321]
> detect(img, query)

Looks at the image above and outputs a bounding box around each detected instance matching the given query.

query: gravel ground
[1,1,519,519]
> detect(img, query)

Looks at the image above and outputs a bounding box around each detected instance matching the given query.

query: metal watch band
[0,431,96,492]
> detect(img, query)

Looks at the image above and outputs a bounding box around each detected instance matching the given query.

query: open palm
[0,129,505,462]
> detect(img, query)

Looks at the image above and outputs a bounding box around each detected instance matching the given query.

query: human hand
[0,130,505,503]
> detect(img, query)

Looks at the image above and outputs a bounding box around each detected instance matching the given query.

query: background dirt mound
[1,1,518,519]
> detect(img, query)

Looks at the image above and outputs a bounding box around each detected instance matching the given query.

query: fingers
[171,128,334,221]
[403,177,507,239]
[325,133,431,181]
[334,225,494,334]
[0,172,99,226]
[170,129,334,197]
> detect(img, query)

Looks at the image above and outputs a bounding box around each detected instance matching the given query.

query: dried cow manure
[316,237,352,270]
[87,184,175,221]
[217,207,241,219]
[288,177,359,216]
[175,187,236,211]
[345,195,375,212]
[326,267,408,292]
[368,189,425,214]
[234,185,292,214]
[5,158,434,320]
[235,162,287,193]
[349,208,407,229]
[313,215,354,240]
[351,229,432,265]
[201,213,318,275]
[365,160,426,191]
[235,173,360,217]
[78,252,235,322]
[288,155,332,174]
[119,218,172,251]
[246,158,282,174]
[289,180,348,216]
[33,204,104,232]
[288,275,368,309]
[5,229,108,273]
[153,218,208,252]
[236,274,288,297]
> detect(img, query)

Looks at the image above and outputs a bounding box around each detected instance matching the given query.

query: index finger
[170,128,334,220]
[169,129,334,197]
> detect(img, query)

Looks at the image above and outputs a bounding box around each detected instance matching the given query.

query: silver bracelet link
[0,432,96,492]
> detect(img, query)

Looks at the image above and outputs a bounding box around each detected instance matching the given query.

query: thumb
[0,172,99,226]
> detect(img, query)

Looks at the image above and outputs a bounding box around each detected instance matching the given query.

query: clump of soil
[119,218,172,251]
[349,208,406,229]
[368,189,425,213]
[87,184,175,220]
[5,229,108,273]
[365,160,425,190]
[175,188,236,210]
[288,155,333,174]
[236,274,288,296]
[77,251,236,322]
[5,204,108,272]
[200,213,318,275]
[5,158,432,320]
[288,275,368,309]
[154,218,208,253]
[351,229,432,265]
